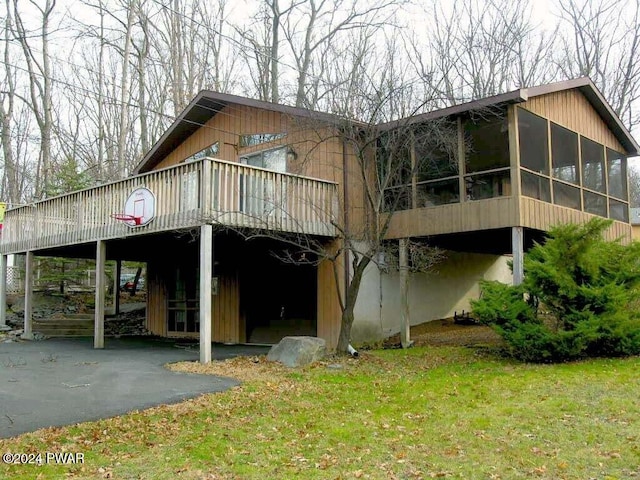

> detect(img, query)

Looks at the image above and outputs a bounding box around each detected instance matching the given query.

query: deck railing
[0,158,339,254]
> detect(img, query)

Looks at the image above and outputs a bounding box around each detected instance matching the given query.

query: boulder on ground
[267,336,326,368]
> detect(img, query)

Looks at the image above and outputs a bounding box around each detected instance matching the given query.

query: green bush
[472,218,640,362]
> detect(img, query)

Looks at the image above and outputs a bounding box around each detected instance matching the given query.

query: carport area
[0,337,269,438]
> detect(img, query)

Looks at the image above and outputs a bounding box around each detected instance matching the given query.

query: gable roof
[135,77,638,174]
[133,91,348,173]
[379,77,638,155]
[526,77,638,154]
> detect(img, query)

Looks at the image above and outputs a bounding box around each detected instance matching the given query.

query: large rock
[267,336,326,368]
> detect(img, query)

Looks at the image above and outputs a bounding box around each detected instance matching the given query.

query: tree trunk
[116,1,135,178]
[270,0,280,103]
[336,254,371,353]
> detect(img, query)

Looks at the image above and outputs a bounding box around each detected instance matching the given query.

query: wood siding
[520,90,626,153]
[317,239,343,351]
[212,271,241,343]
[519,197,631,242]
[146,258,167,336]
[384,196,519,239]
[154,106,344,182]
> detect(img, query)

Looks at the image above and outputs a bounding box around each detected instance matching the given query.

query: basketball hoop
[111,213,143,226]
[112,187,156,228]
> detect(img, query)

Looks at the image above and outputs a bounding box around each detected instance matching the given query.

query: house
[0,77,637,361]
[631,208,640,240]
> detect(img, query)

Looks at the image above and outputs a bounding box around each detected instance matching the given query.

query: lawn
[1,346,638,479]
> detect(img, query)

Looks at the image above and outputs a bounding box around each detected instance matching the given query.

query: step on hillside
[33,317,94,337]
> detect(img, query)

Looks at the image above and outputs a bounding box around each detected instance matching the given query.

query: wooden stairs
[33,313,94,337]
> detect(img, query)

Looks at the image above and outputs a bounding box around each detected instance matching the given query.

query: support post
[512,226,524,286]
[199,224,213,364]
[399,238,411,348]
[94,240,106,349]
[23,252,34,340]
[113,259,121,316]
[0,254,8,330]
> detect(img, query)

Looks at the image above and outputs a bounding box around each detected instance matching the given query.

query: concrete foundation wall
[351,251,512,343]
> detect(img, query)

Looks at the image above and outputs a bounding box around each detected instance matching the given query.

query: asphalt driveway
[0,337,269,438]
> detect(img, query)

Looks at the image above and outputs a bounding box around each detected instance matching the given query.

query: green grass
[1,347,639,479]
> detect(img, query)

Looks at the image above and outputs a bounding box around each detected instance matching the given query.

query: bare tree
[9,0,57,198]
[425,0,557,104]
[223,83,456,352]
[235,0,300,102]
[556,0,640,129]
[281,0,403,108]
[0,7,18,203]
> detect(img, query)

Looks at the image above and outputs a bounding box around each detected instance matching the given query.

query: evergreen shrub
[472,218,640,362]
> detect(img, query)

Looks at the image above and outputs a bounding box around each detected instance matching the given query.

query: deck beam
[399,238,411,348]
[94,240,106,348]
[23,252,34,340]
[199,224,213,363]
[512,226,524,285]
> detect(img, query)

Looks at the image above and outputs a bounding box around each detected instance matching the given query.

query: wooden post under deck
[399,238,411,348]
[199,224,213,364]
[94,240,106,348]
[0,254,7,330]
[23,252,34,340]
[113,260,121,316]
[512,226,524,286]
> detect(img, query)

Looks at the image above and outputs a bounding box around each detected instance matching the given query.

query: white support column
[199,224,213,364]
[94,240,106,349]
[399,238,411,348]
[512,226,524,286]
[113,260,121,316]
[23,252,34,340]
[0,254,8,330]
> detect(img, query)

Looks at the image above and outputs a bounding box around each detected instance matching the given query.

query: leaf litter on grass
[1,344,639,480]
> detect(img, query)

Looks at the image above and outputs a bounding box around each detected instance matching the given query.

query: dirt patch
[384,317,503,348]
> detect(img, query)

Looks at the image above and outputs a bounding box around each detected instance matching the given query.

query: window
[239,133,286,148]
[464,116,510,173]
[551,123,579,184]
[607,149,628,200]
[239,146,288,216]
[183,142,219,163]
[466,171,511,200]
[583,191,607,217]
[416,178,459,206]
[581,137,605,192]
[553,181,581,210]
[518,116,629,223]
[377,133,412,212]
[414,123,458,181]
[241,146,287,172]
[383,186,411,211]
[609,198,629,222]
[518,109,549,174]
[521,170,551,202]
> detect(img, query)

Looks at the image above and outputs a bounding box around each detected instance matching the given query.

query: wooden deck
[384,195,631,242]
[0,158,339,254]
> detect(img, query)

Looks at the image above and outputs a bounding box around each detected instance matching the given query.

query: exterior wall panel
[519,197,631,242]
[317,240,343,351]
[521,91,626,153]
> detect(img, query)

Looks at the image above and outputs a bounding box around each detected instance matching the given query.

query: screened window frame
[516,106,630,223]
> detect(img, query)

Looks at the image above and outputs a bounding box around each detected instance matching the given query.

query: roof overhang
[377,89,529,131]
[525,77,639,155]
[135,77,638,174]
[134,91,350,174]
